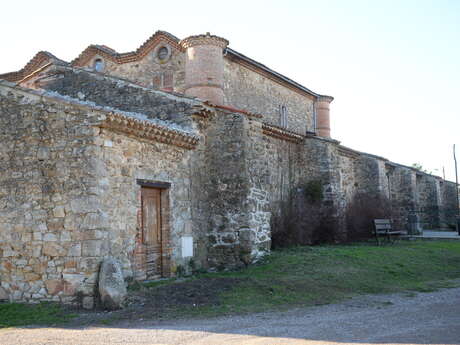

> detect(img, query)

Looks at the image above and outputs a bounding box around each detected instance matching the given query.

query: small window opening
[153,72,173,91]
[279,105,288,128]
[158,47,169,60]
[94,59,104,72]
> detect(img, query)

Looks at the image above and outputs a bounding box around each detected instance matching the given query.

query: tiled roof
[225,48,327,99]
[100,111,199,150]
[0,79,201,150]
[0,51,67,82]
[262,122,304,143]
[1,30,331,100]
[71,31,183,67]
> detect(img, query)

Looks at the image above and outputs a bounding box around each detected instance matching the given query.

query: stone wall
[415,174,440,228]
[354,154,389,197]
[384,164,459,230]
[223,59,315,134]
[195,112,303,268]
[1,74,458,307]
[76,47,318,135]
[83,47,186,92]
[0,85,105,305]
[266,135,458,242]
[96,128,195,279]
[0,82,202,305]
[238,127,357,247]
[201,112,255,268]
[300,137,348,242]
[440,181,459,228]
[246,121,302,252]
[42,67,198,128]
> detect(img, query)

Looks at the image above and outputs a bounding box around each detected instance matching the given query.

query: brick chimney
[316,96,334,138]
[180,33,229,105]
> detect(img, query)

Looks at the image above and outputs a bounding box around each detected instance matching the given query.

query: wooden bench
[373,219,402,244]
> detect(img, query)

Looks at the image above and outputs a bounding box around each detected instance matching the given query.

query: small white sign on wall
[181,236,193,258]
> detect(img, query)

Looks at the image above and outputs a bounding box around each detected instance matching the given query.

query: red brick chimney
[316,96,334,138]
[180,33,229,105]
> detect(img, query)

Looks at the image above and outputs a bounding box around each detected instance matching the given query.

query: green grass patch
[0,302,77,328]
[6,241,460,327]
[141,278,176,289]
[144,241,460,318]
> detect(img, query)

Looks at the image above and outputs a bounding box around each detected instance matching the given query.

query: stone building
[0,31,457,306]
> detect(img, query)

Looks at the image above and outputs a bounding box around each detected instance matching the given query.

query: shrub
[271,181,339,248]
[304,180,323,203]
[345,192,392,241]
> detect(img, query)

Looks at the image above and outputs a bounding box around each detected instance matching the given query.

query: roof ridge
[2,31,332,101]
[0,79,197,138]
[93,44,118,54]
[0,51,68,82]
[55,65,205,104]
[71,30,182,66]
[225,48,331,99]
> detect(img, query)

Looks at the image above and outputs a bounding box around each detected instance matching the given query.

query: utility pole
[454,144,460,235]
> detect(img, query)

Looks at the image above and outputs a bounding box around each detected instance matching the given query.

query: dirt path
[1,287,460,345]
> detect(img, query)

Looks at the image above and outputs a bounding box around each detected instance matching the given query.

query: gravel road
[1,287,459,345]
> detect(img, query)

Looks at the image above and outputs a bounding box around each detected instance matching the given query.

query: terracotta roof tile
[71,30,183,67]
[0,51,67,82]
[1,30,331,100]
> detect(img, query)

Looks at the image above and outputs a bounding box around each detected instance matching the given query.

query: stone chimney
[180,33,229,105]
[316,96,334,138]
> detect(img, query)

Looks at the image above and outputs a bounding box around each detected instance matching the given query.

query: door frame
[134,179,172,280]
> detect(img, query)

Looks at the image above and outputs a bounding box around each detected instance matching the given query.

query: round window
[157,47,169,60]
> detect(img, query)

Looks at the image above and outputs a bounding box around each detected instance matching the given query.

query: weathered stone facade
[223,59,316,134]
[0,31,458,306]
[0,77,206,305]
[0,85,107,303]
[72,31,186,92]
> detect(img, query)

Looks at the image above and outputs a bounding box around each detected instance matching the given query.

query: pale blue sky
[1,0,459,179]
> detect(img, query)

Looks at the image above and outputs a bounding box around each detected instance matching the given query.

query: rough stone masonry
[0,31,458,307]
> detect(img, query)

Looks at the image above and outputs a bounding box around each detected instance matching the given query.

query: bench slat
[375,230,402,234]
[374,219,391,224]
[373,218,402,244]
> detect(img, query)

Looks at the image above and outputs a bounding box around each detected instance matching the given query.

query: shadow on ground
[1,286,460,345]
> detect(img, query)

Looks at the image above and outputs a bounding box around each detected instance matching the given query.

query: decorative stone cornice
[262,123,304,143]
[180,33,229,49]
[100,112,199,150]
[0,51,65,82]
[204,102,263,119]
[191,104,214,119]
[71,31,183,67]
[1,31,332,104]
[337,145,361,159]
[18,62,54,84]
[0,79,200,150]
[317,95,334,103]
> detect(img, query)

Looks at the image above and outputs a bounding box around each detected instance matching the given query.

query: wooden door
[141,187,163,279]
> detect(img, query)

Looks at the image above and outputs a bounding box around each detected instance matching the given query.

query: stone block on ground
[0,287,9,300]
[98,257,127,310]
